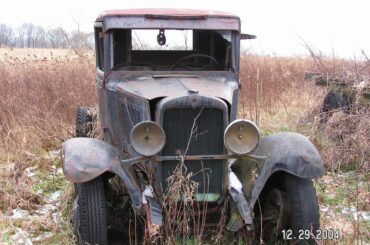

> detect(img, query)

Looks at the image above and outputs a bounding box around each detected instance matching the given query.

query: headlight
[224,119,260,155]
[130,121,166,156]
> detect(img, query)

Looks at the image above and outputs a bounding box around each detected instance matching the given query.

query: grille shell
[161,107,225,195]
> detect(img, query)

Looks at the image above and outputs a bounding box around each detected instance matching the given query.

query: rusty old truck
[62,9,323,244]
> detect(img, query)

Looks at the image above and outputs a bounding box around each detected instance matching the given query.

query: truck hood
[107,72,239,103]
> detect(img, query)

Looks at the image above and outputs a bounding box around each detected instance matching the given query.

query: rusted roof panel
[96,8,239,21]
[103,16,240,31]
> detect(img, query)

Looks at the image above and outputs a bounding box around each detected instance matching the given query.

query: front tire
[255,173,320,245]
[285,174,320,243]
[74,106,108,244]
[76,177,108,245]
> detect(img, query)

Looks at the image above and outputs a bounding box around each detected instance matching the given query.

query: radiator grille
[161,108,224,195]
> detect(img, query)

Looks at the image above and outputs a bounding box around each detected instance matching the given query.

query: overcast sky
[0,0,368,58]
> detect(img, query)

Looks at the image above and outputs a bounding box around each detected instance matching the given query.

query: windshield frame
[103,28,239,74]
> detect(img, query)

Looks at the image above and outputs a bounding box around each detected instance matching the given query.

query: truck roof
[96,9,240,31]
[96,8,239,21]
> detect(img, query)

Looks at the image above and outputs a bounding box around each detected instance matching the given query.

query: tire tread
[77,177,107,245]
[284,174,320,245]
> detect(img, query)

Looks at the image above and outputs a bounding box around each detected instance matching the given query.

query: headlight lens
[224,119,260,155]
[130,121,166,156]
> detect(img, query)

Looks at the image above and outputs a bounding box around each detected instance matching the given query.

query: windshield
[111,29,233,71]
[132,29,193,50]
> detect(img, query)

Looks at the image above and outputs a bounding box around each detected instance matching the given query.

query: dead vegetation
[0,48,369,244]
[239,53,369,243]
[312,111,370,172]
[162,159,201,244]
[0,48,93,243]
[239,54,326,134]
[0,48,95,156]
[239,53,369,172]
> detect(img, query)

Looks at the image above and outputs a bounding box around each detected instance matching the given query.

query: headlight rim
[224,119,260,155]
[130,121,166,156]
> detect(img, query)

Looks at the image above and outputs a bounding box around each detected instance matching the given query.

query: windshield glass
[132,29,193,50]
[112,29,233,71]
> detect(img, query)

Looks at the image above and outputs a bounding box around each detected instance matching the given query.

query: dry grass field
[0,48,368,244]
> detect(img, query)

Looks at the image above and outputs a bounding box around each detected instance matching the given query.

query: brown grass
[312,111,370,171]
[239,55,327,133]
[0,48,95,243]
[0,48,96,157]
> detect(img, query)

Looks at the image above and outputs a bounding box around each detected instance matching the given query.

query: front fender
[62,137,122,183]
[232,132,323,208]
[61,137,143,210]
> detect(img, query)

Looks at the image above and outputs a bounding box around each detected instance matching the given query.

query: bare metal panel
[114,72,238,104]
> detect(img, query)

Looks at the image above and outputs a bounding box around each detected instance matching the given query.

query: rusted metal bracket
[142,185,162,242]
[228,188,253,229]
[225,201,245,232]
[121,156,148,168]
[146,196,162,227]
[226,170,253,231]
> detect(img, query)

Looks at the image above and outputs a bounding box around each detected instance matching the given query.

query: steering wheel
[171,54,219,71]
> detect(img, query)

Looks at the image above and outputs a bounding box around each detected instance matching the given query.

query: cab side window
[95,27,104,70]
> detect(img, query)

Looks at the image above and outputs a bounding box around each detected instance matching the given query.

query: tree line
[0,23,93,49]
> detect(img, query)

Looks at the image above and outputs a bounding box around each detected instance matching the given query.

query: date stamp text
[282,229,341,240]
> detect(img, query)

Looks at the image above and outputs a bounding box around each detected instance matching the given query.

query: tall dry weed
[240,53,369,172]
[0,49,96,157]
[300,48,370,172]
[239,54,325,132]
[239,55,310,115]
[310,110,370,172]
